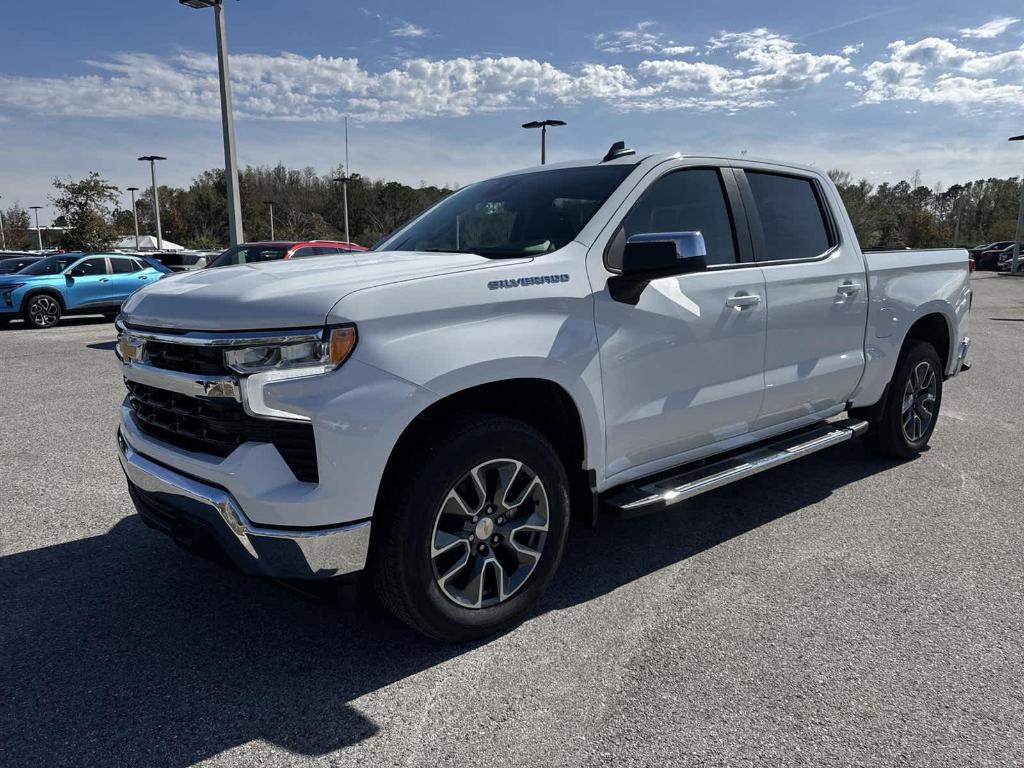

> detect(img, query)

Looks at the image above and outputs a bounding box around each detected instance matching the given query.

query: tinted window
[208,245,289,268]
[379,165,634,258]
[73,258,108,276]
[110,258,141,274]
[613,168,738,269]
[291,247,317,258]
[746,172,832,262]
[312,247,341,256]
[18,255,81,275]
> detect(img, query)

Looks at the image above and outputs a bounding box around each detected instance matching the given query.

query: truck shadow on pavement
[0,442,895,766]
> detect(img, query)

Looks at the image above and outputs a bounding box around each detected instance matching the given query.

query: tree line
[2,164,1021,253]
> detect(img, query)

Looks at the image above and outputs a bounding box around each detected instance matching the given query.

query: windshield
[208,245,289,268]
[379,165,635,258]
[18,254,82,276]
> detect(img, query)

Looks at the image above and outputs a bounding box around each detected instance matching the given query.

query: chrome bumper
[117,430,370,579]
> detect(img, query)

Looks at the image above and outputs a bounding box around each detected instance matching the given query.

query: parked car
[205,240,367,269]
[975,241,1015,270]
[0,252,164,328]
[135,250,209,273]
[997,245,1022,272]
[0,254,42,274]
[114,148,971,641]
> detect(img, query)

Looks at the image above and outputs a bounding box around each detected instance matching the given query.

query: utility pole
[127,187,141,250]
[138,156,166,249]
[952,194,964,248]
[267,200,275,240]
[1010,135,1024,275]
[29,206,44,251]
[180,0,244,245]
[522,119,566,165]
[0,195,6,251]
[332,116,359,244]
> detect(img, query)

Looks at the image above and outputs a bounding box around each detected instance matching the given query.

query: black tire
[0,318,10,327]
[22,293,62,329]
[103,313,119,321]
[369,414,571,642]
[861,340,943,459]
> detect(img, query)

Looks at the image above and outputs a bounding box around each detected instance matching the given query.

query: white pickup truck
[115,145,971,641]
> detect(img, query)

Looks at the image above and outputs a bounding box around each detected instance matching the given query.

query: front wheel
[862,340,943,459]
[23,294,62,329]
[369,415,571,642]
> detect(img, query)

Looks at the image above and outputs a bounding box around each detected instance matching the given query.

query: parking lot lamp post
[332,174,359,245]
[0,195,6,250]
[1009,135,1024,275]
[266,201,275,240]
[138,156,166,250]
[29,206,43,250]
[126,187,141,250]
[179,0,244,247]
[522,119,566,165]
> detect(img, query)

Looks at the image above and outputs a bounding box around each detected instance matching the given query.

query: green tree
[2,203,33,250]
[50,173,120,251]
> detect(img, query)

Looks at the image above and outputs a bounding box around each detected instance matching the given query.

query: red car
[207,240,367,269]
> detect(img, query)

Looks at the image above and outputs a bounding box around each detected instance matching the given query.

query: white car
[114,145,971,640]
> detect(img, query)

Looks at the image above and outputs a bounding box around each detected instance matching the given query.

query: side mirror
[67,268,85,278]
[609,231,708,304]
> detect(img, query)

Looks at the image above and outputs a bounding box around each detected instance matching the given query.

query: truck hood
[120,250,515,331]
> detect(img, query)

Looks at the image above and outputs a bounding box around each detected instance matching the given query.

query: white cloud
[593,22,695,56]
[959,17,1019,39]
[0,29,851,122]
[855,35,1024,107]
[390,21,429,38]
[841,43,863,56]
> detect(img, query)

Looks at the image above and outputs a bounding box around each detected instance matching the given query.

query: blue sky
[2,0,1024,222]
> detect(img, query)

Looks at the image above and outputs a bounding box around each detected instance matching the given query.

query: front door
[591,165,768,479]
[63,256,112,310]
[734,167,870,429]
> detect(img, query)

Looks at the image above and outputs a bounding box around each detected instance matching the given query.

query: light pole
[522,119,566,165]
[332,174,359,245]
[29,206,44,251]
[1009,135,1024,275]
[266,200,275,240]
[127,187,141,250]
[0,194,6,251]
[138,156,166,250]
[179,0,244,246]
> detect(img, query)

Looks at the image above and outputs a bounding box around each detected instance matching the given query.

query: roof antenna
[602,140,636,162]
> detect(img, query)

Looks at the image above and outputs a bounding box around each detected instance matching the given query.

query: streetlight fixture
[1008,135,1024,275]
[266,200,276,240]
[522,119,566,165]
[179,0,244,246]
[29,206,44,251]
[127,187,141,250]
[138,156,166,250]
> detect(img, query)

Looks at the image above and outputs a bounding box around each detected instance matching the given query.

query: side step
[605,418,868,518]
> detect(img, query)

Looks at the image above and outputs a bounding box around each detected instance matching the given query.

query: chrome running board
[605,418,868,517]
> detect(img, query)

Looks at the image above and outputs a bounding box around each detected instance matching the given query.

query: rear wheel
[862,340,943,459]
[370,415,571,642]
[23,294,62,329]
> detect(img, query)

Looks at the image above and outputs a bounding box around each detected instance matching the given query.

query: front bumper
[118,430,371,579]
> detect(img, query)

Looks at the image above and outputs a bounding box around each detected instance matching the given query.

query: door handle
[99,278,110,283]
[836,281,861,297]
[726,293,761,309]
[137,276,148,280]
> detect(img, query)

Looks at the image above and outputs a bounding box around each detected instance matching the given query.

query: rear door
[109,257,155,302]
[591,164,768,477]
[63,256,112,310]
[734,166,869,429]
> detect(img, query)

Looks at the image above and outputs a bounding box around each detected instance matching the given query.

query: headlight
[1,283,24,306]
[224,325,357,375]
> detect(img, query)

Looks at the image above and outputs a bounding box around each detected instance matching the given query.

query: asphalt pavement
[1,273,1022,767]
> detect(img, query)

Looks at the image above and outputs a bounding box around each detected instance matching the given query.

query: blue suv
[0,252,167,329]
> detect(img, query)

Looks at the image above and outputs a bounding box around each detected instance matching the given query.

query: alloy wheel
[430,458,549,609]
[901,360,937,442]
[29,296,60,327]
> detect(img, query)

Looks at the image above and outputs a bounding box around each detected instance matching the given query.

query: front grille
[145,340,229,376]
[126,381,318,483]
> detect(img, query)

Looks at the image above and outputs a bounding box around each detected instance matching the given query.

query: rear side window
[746,172,833,262]
[614,168,739,269]
[110,258,141,274]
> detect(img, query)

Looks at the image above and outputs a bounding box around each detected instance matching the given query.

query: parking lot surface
[1,274,1022,767]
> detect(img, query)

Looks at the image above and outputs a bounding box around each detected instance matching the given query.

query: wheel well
[904,313,950,372]
[20,288,66,313]
[378,378,594,524]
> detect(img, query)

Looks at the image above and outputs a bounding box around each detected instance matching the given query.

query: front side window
[71,258,108,276]
[378,165,635,258]
[609,168,739,270]
[745,172,833,262]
